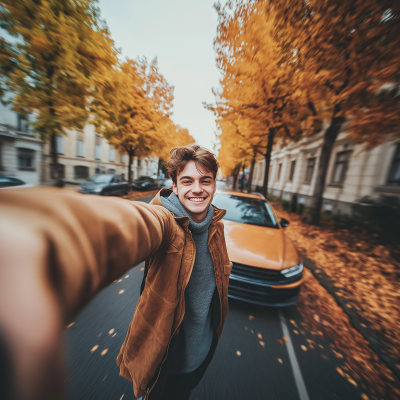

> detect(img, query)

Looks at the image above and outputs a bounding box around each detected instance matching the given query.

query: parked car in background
[0,177,34,189]
[212,191,303,307]
[79,174,130,196]
[160,178,173,189]
[132,176,159,191]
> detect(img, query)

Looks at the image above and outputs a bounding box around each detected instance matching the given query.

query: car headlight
[281,263,303,278]
[93,187,103,193]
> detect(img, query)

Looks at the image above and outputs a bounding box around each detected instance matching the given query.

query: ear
[172,181,178,196]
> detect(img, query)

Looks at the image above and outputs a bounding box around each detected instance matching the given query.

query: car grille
[231,262,301,285]
[228,279,300,306]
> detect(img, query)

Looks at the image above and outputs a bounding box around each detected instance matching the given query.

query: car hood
[223,220,300,270]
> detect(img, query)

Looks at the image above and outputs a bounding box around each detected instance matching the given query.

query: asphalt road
[65,194,366,400]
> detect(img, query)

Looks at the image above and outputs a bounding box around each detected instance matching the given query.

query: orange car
[213,191,304,307]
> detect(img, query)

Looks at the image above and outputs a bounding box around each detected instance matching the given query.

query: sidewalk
[270,201,400,383]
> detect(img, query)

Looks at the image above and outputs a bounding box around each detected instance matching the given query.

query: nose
[192,180,202,193]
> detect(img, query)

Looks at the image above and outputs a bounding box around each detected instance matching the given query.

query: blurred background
[1,0,399,399]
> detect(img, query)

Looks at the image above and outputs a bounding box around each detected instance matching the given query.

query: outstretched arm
[0,187,174,400]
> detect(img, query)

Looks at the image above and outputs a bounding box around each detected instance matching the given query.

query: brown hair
[167,144,219,184]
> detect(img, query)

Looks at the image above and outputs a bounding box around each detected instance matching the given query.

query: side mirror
[280,218,290,228]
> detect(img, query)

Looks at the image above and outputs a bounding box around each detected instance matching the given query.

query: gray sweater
[161,192,216,374]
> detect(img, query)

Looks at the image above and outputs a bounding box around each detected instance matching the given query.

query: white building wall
[249,131,399,214]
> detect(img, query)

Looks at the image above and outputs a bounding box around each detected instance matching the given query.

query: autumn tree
[0,0,118,186]
[90,60,160,183]
[208,0,307,195]
[272,0,400,224]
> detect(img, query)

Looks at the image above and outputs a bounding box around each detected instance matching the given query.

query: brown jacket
[0,187,231,399]
[117,189,231,398]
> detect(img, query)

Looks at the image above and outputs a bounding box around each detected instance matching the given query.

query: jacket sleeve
[0,187,175,320]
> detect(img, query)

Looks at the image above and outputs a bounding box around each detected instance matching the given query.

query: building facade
[0,100,159,185]
[251,131,400,214]
[42,125,159,184]
[0,103,44,185]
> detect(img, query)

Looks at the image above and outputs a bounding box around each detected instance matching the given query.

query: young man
[118,145,231,399]
[0,145,231,400]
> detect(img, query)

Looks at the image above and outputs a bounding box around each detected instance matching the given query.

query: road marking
[279,309,310,400]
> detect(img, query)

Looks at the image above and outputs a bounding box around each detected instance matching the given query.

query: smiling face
[172,160,216,223]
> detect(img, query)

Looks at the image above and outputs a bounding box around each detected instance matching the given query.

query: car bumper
[228,274,304,307]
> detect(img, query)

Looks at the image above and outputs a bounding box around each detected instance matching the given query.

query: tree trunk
[127,146,135,184]
[247,153,256,193]
[50,134,63,187]
[232,165,239,190]
[157,158,162,178]
[240,164,245,192]
[306,114,345,225]
[262,128,275,197]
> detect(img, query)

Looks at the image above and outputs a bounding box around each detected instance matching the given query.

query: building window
[387,144,400,185]
[109,147,115,162]
[74,165,88,179]
[107,168,115,174]
[137,158,141,167]
[56,136,64,154]
[277,163,282,181]
[120,153,125,163]
[76,140,85,157]
[289,160,296,181]
[305,157,316,183]
[50,164,65,179]
[331,151,351,185]
[17,114,29,134]
[95,144,101,160]
[17,148,35,170]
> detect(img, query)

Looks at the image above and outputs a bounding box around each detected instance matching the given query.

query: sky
[98,0,221,151]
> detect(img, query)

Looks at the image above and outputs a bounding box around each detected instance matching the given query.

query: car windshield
[213,194,278,228]
[88,175,113,184]
[136,176,151,182]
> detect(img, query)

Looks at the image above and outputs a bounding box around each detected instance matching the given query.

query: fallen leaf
[259,341,265,347]
[125,275,129,278]
[118,289,125,294]
[333,350,344,359]
[118,279,122,282]
[314,314,320,323]
[120,396,124,400]
[112,333,117,337]
[347,377,358,387]
[251,330,254,334]
[98,333,102,337]
[109,329,115,335]
[301,345,307,351]
[257,333,262,339]
[236,351,241,356]
[102,375,107,381]
[309,344,315,349]
[277,339,283,345]
[293,330,299,334]
[346,304,352,308]
[322,355,329,360]
[244,327,248,331]
[66,322,75,329]
[101,349,108,356]
[91,345,99,353]
[336,367,344,377]
[290,319,297,327]
[140,268,144,271]
[278,358,283,364]
[249,315,254,320]
[360,323,367,328]
[361,394,369,400]
[283,336,290,343]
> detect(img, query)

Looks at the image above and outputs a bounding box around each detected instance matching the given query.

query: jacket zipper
[146,233,197,398]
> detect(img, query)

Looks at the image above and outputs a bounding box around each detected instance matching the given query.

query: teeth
[190,198,204,202]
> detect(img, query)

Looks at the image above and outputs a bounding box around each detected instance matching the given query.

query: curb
[302,254,400,382]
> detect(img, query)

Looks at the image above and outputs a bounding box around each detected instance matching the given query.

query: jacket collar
[151,188,226,225]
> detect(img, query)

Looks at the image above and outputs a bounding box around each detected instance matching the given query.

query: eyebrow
[179,175,213,181]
